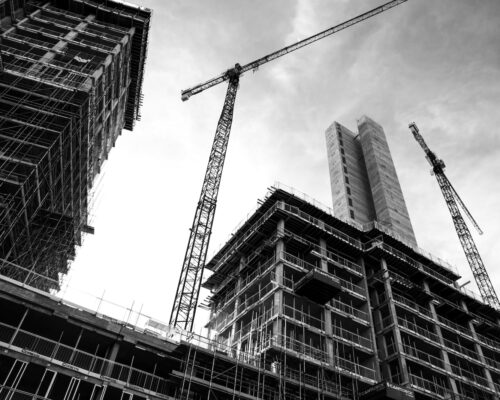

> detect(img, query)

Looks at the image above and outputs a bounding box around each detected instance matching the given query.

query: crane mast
[409,122,500,309]
[169,0,410,331]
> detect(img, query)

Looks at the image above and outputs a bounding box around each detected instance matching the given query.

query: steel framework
[171,0,410,331]
[170,75,240,329]
[409,122,500,309]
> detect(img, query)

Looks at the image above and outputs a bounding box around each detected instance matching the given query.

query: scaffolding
[0,0,150,290]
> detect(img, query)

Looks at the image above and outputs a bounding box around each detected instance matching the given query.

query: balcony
[294,268,342,304]
[279,252,366,300]
[310,249,363,277]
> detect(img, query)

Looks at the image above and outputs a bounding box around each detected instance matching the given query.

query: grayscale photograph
[0,0,499,399]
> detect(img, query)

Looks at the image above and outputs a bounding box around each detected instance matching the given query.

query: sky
[62,0,500,331]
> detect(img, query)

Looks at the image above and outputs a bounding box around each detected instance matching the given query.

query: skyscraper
[0,0,151,290]
[325,116,417,247]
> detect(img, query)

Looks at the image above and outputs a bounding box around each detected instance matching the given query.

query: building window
[345,176,349,184]
[340,148,345,155]
[343,166,348,173]
[348,198,353,206]
[342,156,346,164]
[346,187,351,195]
[350,210,355,219]
[339,138,343,146]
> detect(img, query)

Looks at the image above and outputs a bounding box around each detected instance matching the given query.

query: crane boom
[169,1,410,332]
[181,0,408,101]
[409,122,499,309]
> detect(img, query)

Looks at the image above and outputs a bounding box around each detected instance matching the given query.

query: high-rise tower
[325,116,417,247]
[0,0,151,290]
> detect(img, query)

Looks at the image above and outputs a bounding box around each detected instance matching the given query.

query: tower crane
[409,122,500,309]
[169,0,409,331]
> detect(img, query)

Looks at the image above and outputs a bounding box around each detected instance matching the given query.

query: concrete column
[462,301,497,395]
[230,257,245,349]
[319,238,328,272]
[103,341,120,376]
[273,219,286,348]
[273,288,283,347]
[359,256,381,381]
[424,281,459,396]
[319,238,335,364]
[276,219,285,260]
[381,258,410,384]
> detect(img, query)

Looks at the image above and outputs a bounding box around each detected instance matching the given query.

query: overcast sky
[63,0,500,330]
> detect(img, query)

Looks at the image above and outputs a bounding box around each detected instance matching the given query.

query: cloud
[65,0,500,326]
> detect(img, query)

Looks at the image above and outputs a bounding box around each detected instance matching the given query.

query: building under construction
[0,185,499,399]
[0,0,150,290]
[1,1,500,399]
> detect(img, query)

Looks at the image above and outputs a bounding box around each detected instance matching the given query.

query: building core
[325,116,417,247]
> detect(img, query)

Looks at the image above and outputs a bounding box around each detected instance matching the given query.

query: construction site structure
[408,122,500,310]
[171,0,409,332]
[0,0,151,290]
[202,185,500,400]
[1,185,500,399]
[326,116,417,247]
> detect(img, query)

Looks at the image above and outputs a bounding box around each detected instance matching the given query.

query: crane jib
[181,0,408,101]
[171,0,411,332]
[408,122,498,310]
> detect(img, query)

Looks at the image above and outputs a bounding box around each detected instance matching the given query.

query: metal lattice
[171,1,410,331]
[409,122,500,309]
[170,76,240,330]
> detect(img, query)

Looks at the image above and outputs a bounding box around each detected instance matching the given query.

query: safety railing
[283,303,324,331]
[310,249,363,277]
[331,324,372,351]
[210,256,276,315]
[397,317,439,343]
[330,298,369,322]
[409,374,449,397]
[402,344,444,369]
[0,322,169,394]
[475,331,500,350]
[260,334,376,381]
[437,315,473,338]
[392,293,433,319]
[365,239,456,287]
[283,366,353,397]
[232,307,275,341]
[210,203,280,272]
[0,385,51,400]
[279,251,366,297]
[280,203,363,250]
[441,337,479,361]
[449,363,490,388]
